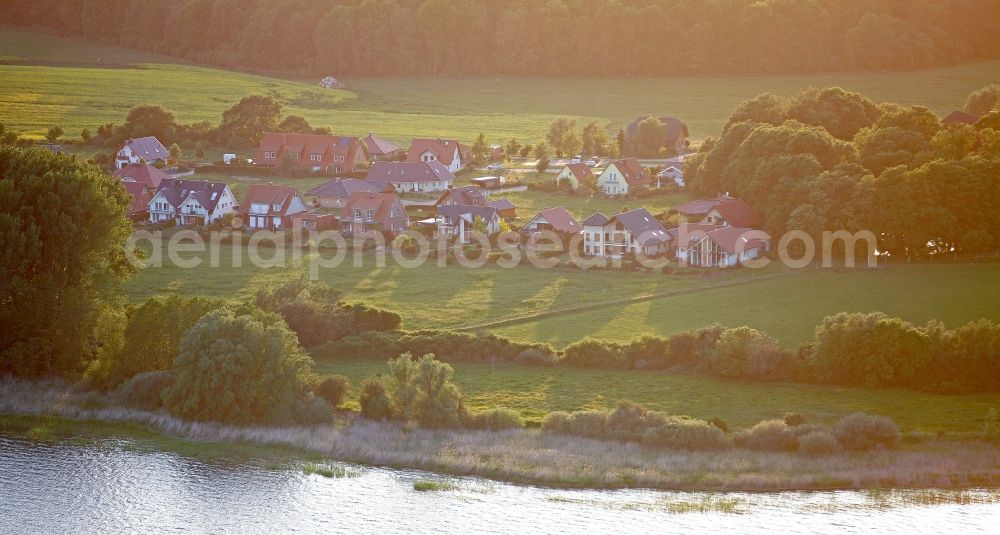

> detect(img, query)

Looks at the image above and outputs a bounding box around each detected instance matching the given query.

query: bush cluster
[314,329,555,365]
[112,370,176,411]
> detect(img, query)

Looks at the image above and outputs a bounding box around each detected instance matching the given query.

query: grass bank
[3,380,998,492]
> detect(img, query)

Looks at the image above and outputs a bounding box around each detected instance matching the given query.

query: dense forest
[3,0,1000,77]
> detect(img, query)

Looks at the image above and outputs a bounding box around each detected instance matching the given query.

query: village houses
[115,136,169,170]
[147,178,237,226]
[257,132,364,173]
[582,208,671,258]
[435,205,500,244]
[241,184,307,231]
[365,161,454,193]
[406,138,470,172]
[553,162,593,191]
[339,191,410,237]
[596,158,648,196]
[306,178,391,210]
[363,132,402,162]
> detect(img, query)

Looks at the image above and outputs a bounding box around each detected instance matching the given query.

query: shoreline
[3,380,999,493]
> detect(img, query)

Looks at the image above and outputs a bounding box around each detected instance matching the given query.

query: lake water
[1,435,997,534]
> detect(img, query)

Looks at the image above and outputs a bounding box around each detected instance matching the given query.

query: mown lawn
[4,26,1000,145]
[314,357,1000,434]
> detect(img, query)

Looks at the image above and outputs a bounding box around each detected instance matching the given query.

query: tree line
[685,84,1000,258]
[3,0,999,78]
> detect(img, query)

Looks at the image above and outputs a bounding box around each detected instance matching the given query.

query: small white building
[147,178,236,226]
[436,205,500,244]
[116,136,170,170]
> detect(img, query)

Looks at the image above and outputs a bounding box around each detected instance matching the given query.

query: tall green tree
[0,147,135,377]
[120,105,179,145]
[470,132,490,164]
[45,126,64,143]
[218,95,282,148]
[581,121,608,157]
[545,117,577,157]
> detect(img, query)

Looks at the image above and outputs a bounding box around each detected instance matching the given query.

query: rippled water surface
[1,436,998,534]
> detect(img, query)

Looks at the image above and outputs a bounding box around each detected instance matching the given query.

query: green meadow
[3,26,1000,145]
[315,357,1000,434]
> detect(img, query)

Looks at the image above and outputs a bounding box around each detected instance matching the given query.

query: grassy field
[314,357,1000,434]
[124,232,1000,348]
[4,26,1000,145]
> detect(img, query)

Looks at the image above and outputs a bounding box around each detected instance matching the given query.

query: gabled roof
[242,184,301,216]
[363,132,401,155]
[341,192,408,225]
[114,163,169,189]
[674,194,735,216]
[124,136,169,161]
[485,198,516,211]
[525,207,581,234]
[406,138,469,165]
[942,110,980,125]
[437,204,498,224]
[306,178,383,198]
[562,162,593,182]
[711,199,762,228]
[698,226,769,254]
[154,178,229,212]
[436,185,485,206]
[259,132,359,155]
[583,212,611,226]
[366,161,455,183]
[607,158,648,186]
[613,208,670,246]
[121,181,151,214]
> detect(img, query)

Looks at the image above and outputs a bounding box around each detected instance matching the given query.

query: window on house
[366,209,375,221]
[272,204,281,212]
[290,152,299,159]
[354,209,361,219]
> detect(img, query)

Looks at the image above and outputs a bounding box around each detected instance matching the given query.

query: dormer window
[272,204,281,212]
[366,210,375,221]
[354,208,362,220]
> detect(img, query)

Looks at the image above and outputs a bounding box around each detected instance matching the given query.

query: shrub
[734,419,799,452]
[710,326,790,380]
[708,417,730,433]
[514,348,559,367]
[834,412,901,451]
[161,305,322,425]
[359,377,393,420]
[783,412,807,427]
[567,410,610,439]
[315,375,351,409]
[541,411,571,433]
[641,418,731,451]
[387,353,465,428]
[562,338,626,368]
[465,408,524,431]
[605,400,659,442]
[798,431,841,456]
[113,370,176,411]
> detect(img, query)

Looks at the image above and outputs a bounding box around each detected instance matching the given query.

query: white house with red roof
[406,138,470,172]
[582,208,670,258]
[147,178,236,226]
[115,136,169,170]
[521,207,582,239]
[670,224,770,267]
[553,163,593,191]
[241,184,308,231]
[596,158,648,196]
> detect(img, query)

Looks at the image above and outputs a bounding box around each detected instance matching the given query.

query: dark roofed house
[116,136,169,170]
[148,178,237,226]
[436,185,486,208]
[522,207,582,239]
[674,194,735,218]
[436,204,500,243]
[114,163,170,189]
[942,110,980,126]
[363,132,402,162]
[241,184,308,231]
[485,198,516,219]
[306,178,391,210]
[365,161,454,193]
[582,207,670,258]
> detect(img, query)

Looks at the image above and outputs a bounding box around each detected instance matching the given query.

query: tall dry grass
[2,378,998,491]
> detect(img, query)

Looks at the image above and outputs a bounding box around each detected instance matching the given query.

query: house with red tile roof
[406,138,470,172]
[673,194,734,218]
[363,132,401,161]
[257,132,363,173]
[115,136,169,170]
[121,181,152,221]
[521,207,582,239]
[674,194,761,228]
[596,158,648,196]
[669,224,770,267]
[365,161,454,193]
[553,162,593,191]
[306,178,391,210]
[241,184,308,231]
[339,192,409,237]
[114,163,170,189]
[147,178,237,226]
